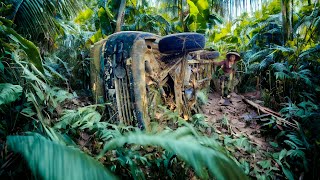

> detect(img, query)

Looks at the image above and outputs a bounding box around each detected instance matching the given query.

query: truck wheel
[158,33,205,54]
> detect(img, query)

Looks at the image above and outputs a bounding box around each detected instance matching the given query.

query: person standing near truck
[213,51,241,100]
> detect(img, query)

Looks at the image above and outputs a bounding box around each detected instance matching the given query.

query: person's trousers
[220,73,233,97]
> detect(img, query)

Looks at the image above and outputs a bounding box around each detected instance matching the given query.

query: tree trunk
[115,0,126,33]
[290,0,293,40]
[230,0,232,21]
[179,0,185,31]
[235,0,238,17]
[281,0,292,43]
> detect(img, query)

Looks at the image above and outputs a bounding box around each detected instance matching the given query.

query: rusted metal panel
[131,38,150,130]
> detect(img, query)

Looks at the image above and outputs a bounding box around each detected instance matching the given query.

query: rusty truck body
[90,31,219,130]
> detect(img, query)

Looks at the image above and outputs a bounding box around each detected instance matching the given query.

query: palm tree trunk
[281,0,292,43]
[115,0,126,32]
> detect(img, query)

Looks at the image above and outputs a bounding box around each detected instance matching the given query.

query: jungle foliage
[209,0,320,179]
[0,0,320,179]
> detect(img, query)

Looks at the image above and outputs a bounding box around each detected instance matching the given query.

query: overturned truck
[90,31,219,130]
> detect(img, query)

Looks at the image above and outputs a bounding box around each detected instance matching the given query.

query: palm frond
[293,8,319,33]
[264,27,282,35]
[292,69,312,86]
[246,33,261,46]
[298,44,320,61]
[7,133,117,180]
[271,63,292,80]
[274,72,290,80]
[242,50,255,63]
[0,83,22,105]
[98,126,247,180]
[7,0,83,39]
[271,62,289,72]
[247,63,260,73]
[293,15,313,33]
[246,49,271,64]
[259,52,275,70]
[271,45,294,53]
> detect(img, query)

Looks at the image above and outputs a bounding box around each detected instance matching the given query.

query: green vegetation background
[0,0,319,179]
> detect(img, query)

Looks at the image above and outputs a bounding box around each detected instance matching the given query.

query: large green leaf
[98,7,113,35]
[0,83,23,105]
[98,127,247,180]
[74,8,94,24]
[4,27,44,73]
[186,0,210,31]
[7,133,117,180]
[188,0,199,16]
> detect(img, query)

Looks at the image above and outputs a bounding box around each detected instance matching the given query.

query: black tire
[190,50,220,60]
[158,33,205,54]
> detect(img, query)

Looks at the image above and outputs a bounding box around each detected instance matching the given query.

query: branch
[240,95,298,129]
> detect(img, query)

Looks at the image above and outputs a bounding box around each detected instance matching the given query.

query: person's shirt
[214,60,237,74]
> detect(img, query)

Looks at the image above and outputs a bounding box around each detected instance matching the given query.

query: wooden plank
[188,60,215,64]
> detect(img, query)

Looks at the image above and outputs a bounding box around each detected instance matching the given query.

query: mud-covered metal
[90,31,219,130]
[103,31,159,90]
[103,32,159,128]
[90,39,107,104]
[103,31,159,59]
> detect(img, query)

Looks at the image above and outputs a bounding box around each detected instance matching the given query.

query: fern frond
[54,106,103,130]
[7,133,117,180]
[47,87,73,104]
[196,90,208,104]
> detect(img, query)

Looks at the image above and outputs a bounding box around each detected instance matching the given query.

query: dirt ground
[201,91,276,170]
